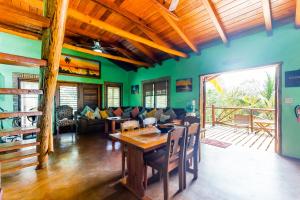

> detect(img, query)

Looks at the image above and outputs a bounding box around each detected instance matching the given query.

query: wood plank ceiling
[0,0,297,71]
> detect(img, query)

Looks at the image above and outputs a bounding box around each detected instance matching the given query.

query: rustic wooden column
[37,0,69,169]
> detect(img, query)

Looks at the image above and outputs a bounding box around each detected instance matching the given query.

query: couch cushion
[131,107,140,118]
[159,114,171,123]
[100,110,109,119]
[154,109,164,120]
[81,105,94,116]
[164,108,177,119]
[94,107,101,119]
[146,108,157,118]
[113,107,123,116]
[106,108,114,117]
[85,111,95,120]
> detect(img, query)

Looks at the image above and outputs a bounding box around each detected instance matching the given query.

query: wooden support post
[37,0,69,169]
[250,109,254,133]
[212,104,216,126]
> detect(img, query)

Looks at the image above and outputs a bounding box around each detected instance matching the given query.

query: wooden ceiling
[0,0,297,71]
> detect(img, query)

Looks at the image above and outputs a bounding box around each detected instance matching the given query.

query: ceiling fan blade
[169,0,180,11]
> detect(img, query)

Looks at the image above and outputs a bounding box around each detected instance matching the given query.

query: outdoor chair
[233,114,250,133]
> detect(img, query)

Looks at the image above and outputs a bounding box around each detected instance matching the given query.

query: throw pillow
[154,109,164,120]
[122,111,131,118]
[164,108,177,119]
[146,109,157,118]
[85,111,95,120]
[131,107,140,118]
[80,105,94,116]
[113,107,123,116]
[160,114,171,123]
[138,110,147,120]
[94,107,101,119]
[106,107,114,117]
[124,107,132,113]
[100,110,109,119]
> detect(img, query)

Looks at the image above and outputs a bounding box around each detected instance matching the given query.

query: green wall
[129,23,300,159]
[0,32,130,128]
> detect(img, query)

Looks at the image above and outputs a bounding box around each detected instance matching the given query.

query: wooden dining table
[110,127,167,199]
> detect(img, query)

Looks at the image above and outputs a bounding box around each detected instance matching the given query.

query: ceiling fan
[166,0,180,12]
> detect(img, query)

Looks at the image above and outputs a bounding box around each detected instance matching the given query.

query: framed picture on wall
[176,78,192,92]
[131,85,139,94]
[59,54,101,79]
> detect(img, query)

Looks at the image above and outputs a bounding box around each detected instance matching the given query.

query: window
[19,80,39,127]
[143,78,169,108]
[105,82,122,107]
[59,84,78,112]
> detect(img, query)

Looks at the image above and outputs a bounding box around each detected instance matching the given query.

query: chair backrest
[234,114,250,124]
[56,105,73,120]
[184,116,200,126]
[143,117,157,127]
[121,120,140,132]
[165,126,186,168]
[185,123,200,153]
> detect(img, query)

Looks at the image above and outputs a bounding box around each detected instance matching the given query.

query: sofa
[76,106,187,134]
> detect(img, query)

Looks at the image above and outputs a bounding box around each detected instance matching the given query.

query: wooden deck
[204,125,275,152]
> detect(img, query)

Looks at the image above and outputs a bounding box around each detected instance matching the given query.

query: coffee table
[105,117,131,134]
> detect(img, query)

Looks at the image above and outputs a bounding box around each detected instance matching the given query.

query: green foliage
[206,72,275,122]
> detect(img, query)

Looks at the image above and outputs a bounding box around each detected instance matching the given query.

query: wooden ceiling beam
[262,0,273,32]
[202,0,228,44]
[63,44,151,67]
[92,0,175,58]
[65,28,152,64]
[0,23,40,40]
[67,8,187,58]
[128,40,158,64]
[153,4,198,52]
[296,0,300,27]
[0,4,50,29]
[149,0,180,21]
[92,0,155,33]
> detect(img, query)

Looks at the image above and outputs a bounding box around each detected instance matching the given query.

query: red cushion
[131,107,139,118]
[113,107,123,116]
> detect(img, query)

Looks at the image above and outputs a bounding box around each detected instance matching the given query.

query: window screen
[107,86,121,107]
[59,85,78,112]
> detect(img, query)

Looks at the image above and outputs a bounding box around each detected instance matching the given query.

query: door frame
[199,63,282,154]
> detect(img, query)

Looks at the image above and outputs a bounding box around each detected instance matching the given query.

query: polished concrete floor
[2,132,300,200]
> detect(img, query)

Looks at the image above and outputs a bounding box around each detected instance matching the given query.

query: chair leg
[163,170,169,200]
[121,151,126,178]
[183,159,187,189]
[198,143,201,162]
[193,154,198,180]
[179,160,184,192]
[144,166,148,189]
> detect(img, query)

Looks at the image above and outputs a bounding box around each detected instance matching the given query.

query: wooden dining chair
[184,116,202,162]
[183,122,200,189]
[143,117,157,127]
[120,120,140,177]
[144,126,187,200]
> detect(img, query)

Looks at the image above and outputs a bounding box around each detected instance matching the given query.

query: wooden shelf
[0,52,47,67]
[1,158,39,175]
[0,140,40,153]
[0,127,40,137]
[0,111,42,119]
[0,88,43,95]
[0,149,39,163]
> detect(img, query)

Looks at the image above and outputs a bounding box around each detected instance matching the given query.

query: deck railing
[206,105,275,132]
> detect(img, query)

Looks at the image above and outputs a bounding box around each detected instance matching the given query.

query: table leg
[122,145,147,199]
[111,120,116,133]
[105,120,109,134]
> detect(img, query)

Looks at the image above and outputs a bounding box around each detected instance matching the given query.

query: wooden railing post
[212,104,216,126]
[37,0,69,169]
[250,109,254,133]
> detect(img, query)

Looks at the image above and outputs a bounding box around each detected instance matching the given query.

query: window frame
[142,77,170,108]
[104,82,123,108]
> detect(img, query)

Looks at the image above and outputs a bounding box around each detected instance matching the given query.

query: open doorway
[200,64,281,153]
